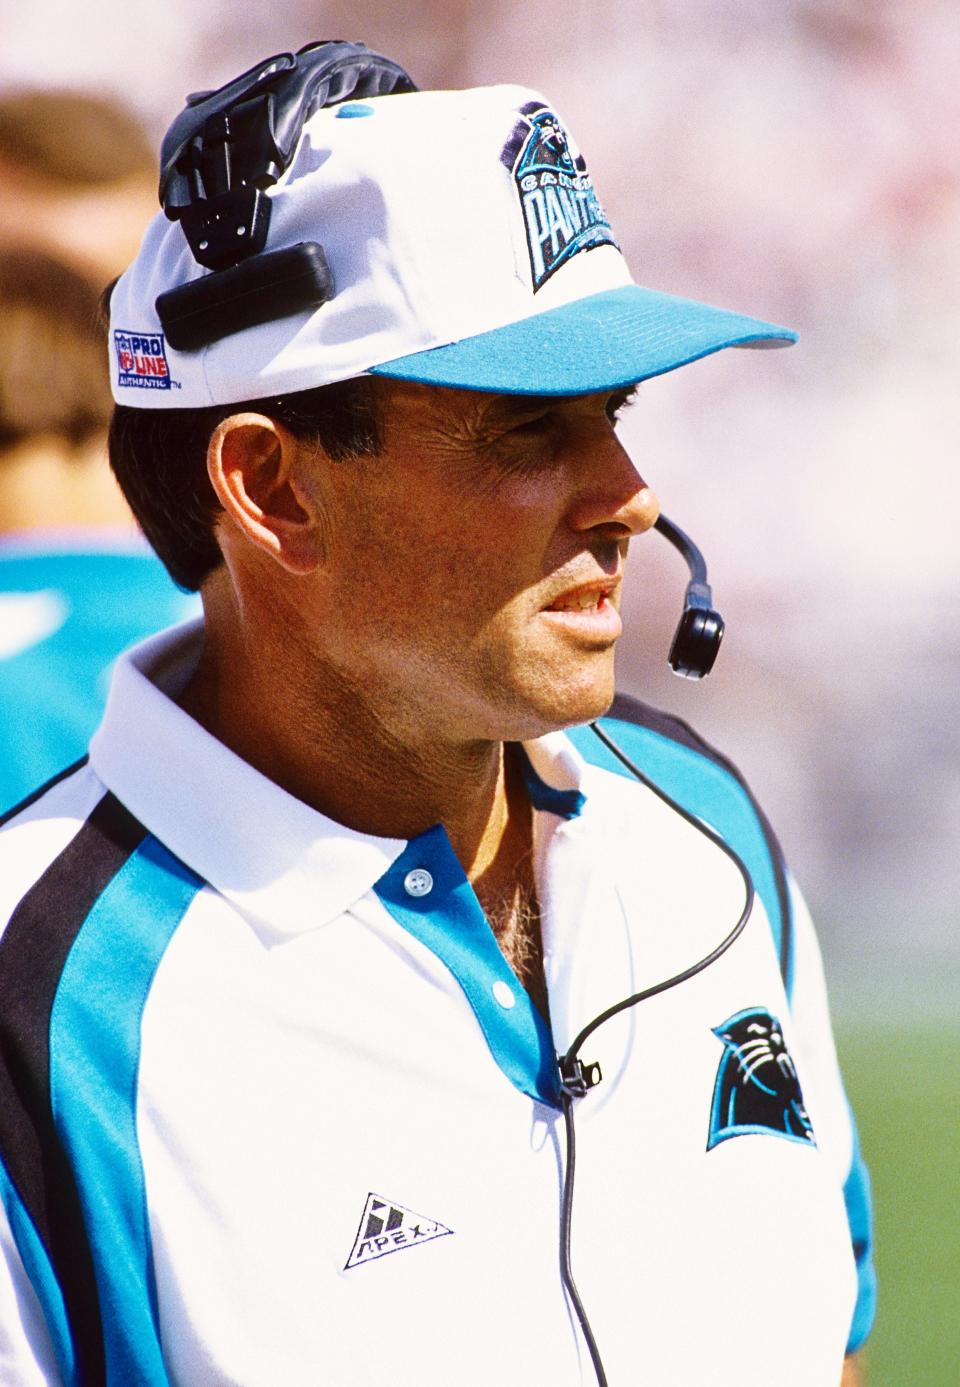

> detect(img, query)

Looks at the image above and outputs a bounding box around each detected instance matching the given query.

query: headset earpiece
[654,514,725,679]
[667,604,724,679]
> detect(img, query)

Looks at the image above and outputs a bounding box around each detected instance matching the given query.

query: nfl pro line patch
[113,330,174,391]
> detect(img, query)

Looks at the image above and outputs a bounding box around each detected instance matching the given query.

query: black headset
[654,514,725,678]
[155,40,417,352]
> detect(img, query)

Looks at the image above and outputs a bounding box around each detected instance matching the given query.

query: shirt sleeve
[785,875,877,1353]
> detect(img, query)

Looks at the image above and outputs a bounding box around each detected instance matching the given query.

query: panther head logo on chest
[707,1006,816,1150]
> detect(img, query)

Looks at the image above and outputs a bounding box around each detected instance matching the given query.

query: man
[0,44,874,1386]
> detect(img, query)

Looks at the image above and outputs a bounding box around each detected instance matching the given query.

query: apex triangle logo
[344,1193,454,1270]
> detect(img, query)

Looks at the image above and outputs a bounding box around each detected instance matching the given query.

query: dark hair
[0,246,112,449]
[108,377,383,591]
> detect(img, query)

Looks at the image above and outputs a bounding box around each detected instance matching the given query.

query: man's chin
[505,667,617,741]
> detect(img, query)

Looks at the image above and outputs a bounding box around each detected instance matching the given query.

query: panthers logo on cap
[505,103,618,292]
[707,1006,816,1150]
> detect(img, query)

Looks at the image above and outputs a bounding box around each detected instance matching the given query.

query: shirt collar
[90,619,404,937]
[89,620,591,937]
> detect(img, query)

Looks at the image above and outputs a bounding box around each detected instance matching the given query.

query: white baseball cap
[108,83,795,408]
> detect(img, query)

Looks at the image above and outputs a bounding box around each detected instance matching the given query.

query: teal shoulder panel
[49,834,203,1386]
[566,695,794,995]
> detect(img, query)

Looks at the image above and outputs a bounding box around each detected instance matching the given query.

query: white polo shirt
[0,620,874,1386]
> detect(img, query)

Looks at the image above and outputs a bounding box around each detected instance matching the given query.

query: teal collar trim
[373,825,561,1108]
[512,743,585,820]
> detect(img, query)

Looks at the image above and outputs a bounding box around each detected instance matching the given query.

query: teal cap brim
[370,284,796,395]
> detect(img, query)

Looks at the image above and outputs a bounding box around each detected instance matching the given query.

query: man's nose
[566,436,660,538]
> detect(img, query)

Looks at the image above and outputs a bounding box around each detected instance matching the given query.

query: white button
[403,868,434,898]
[492,980,516,1009]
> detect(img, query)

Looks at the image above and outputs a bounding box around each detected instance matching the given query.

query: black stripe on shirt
[0,755,90,829]
[0,790,148,1386]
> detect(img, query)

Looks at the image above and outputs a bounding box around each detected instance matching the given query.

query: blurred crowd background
[1,2,957,1381]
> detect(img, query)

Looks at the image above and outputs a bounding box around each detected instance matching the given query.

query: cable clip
[558,1054,603,1100]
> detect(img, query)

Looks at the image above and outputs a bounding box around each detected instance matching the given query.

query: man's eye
[492,412,554,442]
[511,414,551,435]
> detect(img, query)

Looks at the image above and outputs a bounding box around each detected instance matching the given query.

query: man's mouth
[545,581,617,613]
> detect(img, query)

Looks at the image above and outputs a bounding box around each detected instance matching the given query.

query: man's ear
[206,413,324,575]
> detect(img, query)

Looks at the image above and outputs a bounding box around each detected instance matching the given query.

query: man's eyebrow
[484,393,560,419]
[483,385,639,421]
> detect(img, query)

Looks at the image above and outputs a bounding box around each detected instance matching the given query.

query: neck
[178,580,528,881]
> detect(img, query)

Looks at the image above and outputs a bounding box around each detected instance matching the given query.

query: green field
[837,1025,960,1386]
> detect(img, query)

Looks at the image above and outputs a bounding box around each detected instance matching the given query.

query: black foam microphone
[155,41,418,350]
[653,514,725,678]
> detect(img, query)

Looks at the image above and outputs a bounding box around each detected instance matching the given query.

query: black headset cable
[555,720,757,1387]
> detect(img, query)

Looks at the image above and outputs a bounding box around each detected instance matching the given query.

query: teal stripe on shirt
[842,1103,877,1353]
[49,834,203,1386]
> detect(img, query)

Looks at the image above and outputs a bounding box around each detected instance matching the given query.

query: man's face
[297,380,659,745]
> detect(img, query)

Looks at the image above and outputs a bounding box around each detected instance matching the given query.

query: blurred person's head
[0,245,130,534]
[0,88,156,283]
